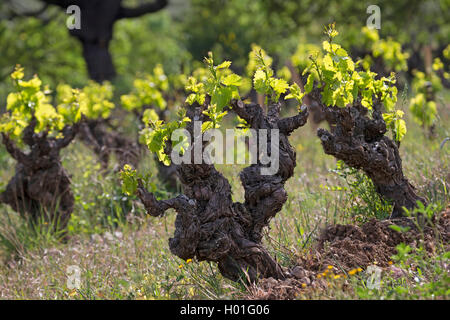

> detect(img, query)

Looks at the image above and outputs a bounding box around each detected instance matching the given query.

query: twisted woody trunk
[137,99,308,282]
[78,119,140,170]
[310,89,426,218]
[0,118,79,232]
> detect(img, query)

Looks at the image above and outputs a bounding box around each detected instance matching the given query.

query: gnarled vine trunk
[78,119,140,170]
[312,92,426,218]
[0,119,79,232]
[137,99,309,282]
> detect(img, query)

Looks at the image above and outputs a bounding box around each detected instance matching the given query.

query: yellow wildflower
[348,269,358,276]
[68,289,77,297]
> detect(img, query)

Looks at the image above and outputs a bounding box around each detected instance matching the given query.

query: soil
[248,208,450,299]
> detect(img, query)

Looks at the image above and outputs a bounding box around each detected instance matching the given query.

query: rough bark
[136,99,309,282]
[0,118,79,232]
[312,92,426,218]
[155,160,179,190]
[78,119,140,170]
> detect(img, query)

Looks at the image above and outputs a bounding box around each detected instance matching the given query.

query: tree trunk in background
[41,0,168,82]
[81,40,116,83]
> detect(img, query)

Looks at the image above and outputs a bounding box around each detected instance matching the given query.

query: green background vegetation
[0,0,448,299]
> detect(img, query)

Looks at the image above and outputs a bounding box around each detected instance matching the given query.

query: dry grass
[0,93,448,300]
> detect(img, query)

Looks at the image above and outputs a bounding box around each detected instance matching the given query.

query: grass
[0,91,448,300]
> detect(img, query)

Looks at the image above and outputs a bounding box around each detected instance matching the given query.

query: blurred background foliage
[0,0,449,103]
[0,0,448,300]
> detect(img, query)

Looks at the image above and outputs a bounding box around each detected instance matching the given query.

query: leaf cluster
[0,66,80,142]
[120,64,168,113]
